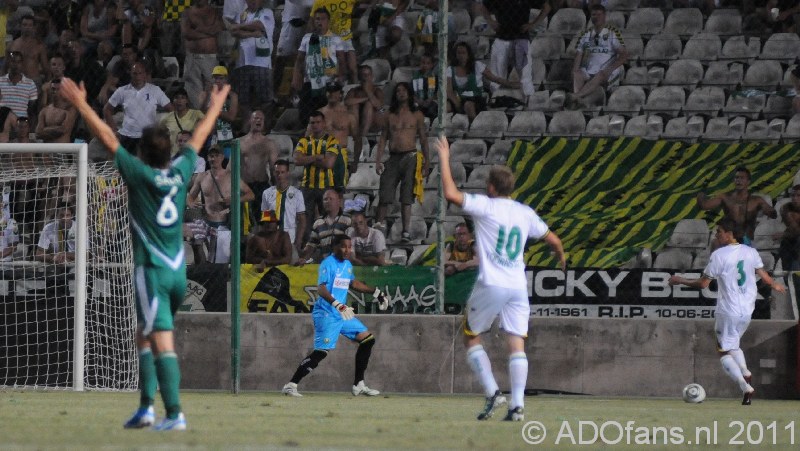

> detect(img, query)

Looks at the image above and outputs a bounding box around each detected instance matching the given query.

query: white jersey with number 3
[703,243,763,317]
[462,193,550,289]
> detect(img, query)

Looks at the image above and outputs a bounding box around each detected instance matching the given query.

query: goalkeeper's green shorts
[134,264,186,335]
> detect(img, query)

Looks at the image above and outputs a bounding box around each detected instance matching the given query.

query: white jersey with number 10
[461,193,550,289]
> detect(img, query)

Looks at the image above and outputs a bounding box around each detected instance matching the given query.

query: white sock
[509,352,528,409]
[720,354,750,392]
[728,349,751,378]
[467,345,498,397]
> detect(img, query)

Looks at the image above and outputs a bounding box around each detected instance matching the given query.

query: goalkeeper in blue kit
[60,77,231,431]
[283,234,390,397]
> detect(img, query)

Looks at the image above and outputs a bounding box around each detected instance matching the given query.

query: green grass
[1,391,799,450]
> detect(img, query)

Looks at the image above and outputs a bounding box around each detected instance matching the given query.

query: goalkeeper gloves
[332,300,355,320]
[373,288,389,311]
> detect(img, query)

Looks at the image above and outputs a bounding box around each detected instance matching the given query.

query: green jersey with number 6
[462,193,550,289]
[114,145,197,269]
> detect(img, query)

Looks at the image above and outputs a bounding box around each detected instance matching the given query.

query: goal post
[0,143,137,391]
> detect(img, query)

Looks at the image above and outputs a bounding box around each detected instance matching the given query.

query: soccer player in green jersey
[60,77,231,431]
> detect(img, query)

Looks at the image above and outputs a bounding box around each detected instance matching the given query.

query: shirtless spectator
[245,211,293,270]
[239,109,278,223]
[697,167,777,247]
[348,211,386,266]
[319,82,360,176]
[36,78,78,143]
[181,0,224,109]
[188,145,256,263]
[7,15,49,86]
[373,82,429,242]
[41,54,66,107]
[345,64,385,141]
[98,44,138,106]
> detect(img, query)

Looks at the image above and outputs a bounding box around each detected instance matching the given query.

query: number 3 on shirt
[736,260,746,287]
[157,186,179,227]
[495,225,522,260]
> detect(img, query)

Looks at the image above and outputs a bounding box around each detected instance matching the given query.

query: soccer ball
[682,383,706,403]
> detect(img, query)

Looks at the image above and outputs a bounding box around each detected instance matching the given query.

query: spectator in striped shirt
[296,188,351,264]
[0,51,38,123]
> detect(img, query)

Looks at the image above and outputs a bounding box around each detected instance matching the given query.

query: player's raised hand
[435,135,450,161]
[332,301,355,320]
[207,83,232,110]
[59,78,87,106]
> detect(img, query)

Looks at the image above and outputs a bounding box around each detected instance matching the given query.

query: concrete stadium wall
[175,314,799,399]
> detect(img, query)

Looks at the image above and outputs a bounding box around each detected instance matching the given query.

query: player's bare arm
[543,231,567,271]
[755,268,787,293]
[436,135,464,206]
[668,274,711,289]
[188,83,232,151]
[60,78,120,153]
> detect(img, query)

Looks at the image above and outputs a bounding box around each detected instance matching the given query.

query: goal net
[0,144,137,391]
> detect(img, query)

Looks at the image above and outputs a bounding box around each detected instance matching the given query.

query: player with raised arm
[669,218,786,405]
[435,136,566,422]
[282,234,390,397]
[60,77,231,431]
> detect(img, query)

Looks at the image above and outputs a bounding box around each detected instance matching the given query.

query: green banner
[419,137,800,269]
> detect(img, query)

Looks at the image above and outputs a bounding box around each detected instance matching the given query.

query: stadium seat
[783,114,800,142]
[622,65,664,89]
[759,33,800,64]
[622,114,662,138]
[530,33,566,64]
[466,111,508,139]
[485,140,514,164]
[184,241,194,266]
[391,66,415,83]
[641,33,682,64]
[653,248,693,270]
[625,8,664,36]
[702,117,739,141]
[742,60,783,90]
[606,11,626,30]
[723,94,766,120]
[719,35,758,63]
[666,219,710,249]
[584,114,626,138]
[759,251,777,271]
[459,164,489,189]
[681,33,721,63]
[161,56,180,82]
[546,111,586,137]
[526,90,555,112]
[704,9,742,37]
[267,134,295,160]
[621,33,644,62]
[449,139,487,164]
[445,113,470,139]
[702,61,744,89]
[663,8,703,38]
[347,163,380,191]
[363,58,392,85]
[273,108,303,134]
[388,217,429,244]
[643,86,685,118]
[729,115,747,137]
[607,0,640,12]
[390,248,409,265]
[411,191,439,218]
[425,162,466,188]
[764,95,793,121]
[390,36,413,64]
[407,244,432,266]
[683,86,726,117]
[505,111,546,139]
[753,218,786,251]
[521,57,546,95]
[543,60,573,91]
[604,86,646,117]
[425,220,461,244]
[548,8,587,38]
[451,9,471,34]
[743,119,784,143]
[661,116,704,141]
[692,249,710,269]
[663,59,704,89]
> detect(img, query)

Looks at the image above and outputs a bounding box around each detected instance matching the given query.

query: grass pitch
[1,390,798,450]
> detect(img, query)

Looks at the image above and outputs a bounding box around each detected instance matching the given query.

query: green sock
[155,352,182,419]
[139,348,157,409]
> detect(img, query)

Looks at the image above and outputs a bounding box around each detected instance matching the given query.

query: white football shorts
[464,281,530,337]
[714,312,751,352]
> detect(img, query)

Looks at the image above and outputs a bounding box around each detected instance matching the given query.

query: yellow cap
[212,66,228,76]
